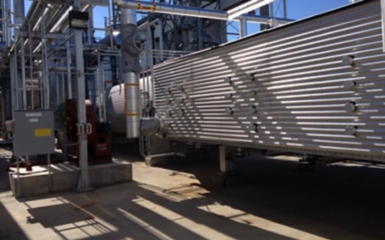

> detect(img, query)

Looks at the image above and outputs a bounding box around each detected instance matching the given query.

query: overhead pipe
[114,0,293,25]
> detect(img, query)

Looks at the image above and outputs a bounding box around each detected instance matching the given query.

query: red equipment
[65,99,112,165]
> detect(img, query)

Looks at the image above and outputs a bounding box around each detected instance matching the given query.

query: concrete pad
[1,148,385,240]
[9,160,132,198]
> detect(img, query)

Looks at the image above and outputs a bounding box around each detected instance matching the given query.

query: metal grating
[153,0,385,162]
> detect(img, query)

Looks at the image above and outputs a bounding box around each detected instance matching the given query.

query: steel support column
[219,145,227,173]
[74,2,92,192]
[13,0,25,37]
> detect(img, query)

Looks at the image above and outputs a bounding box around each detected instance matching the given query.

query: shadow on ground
[1,145,385,239]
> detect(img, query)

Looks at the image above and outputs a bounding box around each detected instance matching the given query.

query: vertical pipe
[13,0,25,37]
[239,16,247,38]
[41,17,49,109]
[108,4,113,48]
[61,62,65,101]
[283,0,287,19]
[5,0,11,48]
[101,69,106,121]
[150,26,155,65]
[157,19,164,61]
[96,69,102,121]
[121,8,141,138]
[87,6,93,44]
[14,47,19,110]
[219,145,227,173]
[66,41,72,98]
[124,71,140,137]
[31,80,34,110]
[29,24,34,109]
[10,56,16,118]
[56,71,60,105]
[1,0,6,42]
[20,37,27,109]
[39,71,44,109]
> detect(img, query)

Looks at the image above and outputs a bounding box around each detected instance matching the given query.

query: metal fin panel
[153,0,385,162]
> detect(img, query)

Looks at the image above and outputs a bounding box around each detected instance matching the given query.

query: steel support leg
[219,145,227,173]
[74,10,92,191]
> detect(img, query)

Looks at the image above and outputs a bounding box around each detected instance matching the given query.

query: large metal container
[105,84,127,134]
[153,0,385,162]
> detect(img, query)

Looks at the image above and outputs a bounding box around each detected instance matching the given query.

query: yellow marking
[124,83,140,87]
[137,1,156,11]
[34,128,51,137]
[125,112,141,117]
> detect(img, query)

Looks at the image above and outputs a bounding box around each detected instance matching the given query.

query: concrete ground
[0,145,385,240]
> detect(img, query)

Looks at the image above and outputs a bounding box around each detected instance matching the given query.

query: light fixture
[69,10,89,30]
[228,0,275,20]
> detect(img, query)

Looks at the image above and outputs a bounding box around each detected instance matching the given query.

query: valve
[86,123,93,135]
[77,123,85,136]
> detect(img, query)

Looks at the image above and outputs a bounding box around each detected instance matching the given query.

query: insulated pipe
[124,72,141,137]
[114,0,293,25]
[120,8,141,138]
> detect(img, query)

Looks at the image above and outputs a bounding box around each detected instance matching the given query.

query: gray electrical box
[13,110,55,156]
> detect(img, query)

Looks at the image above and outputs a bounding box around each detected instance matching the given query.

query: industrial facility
[0,0,385,239]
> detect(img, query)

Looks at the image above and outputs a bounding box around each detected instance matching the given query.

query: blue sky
[22,0,350,40]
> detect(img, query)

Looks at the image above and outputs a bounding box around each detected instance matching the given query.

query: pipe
[66,41,72,98]
[114,0,293,24]
[120,8,141,138]
[239,16,247,38]
[20,37,27,109]
[140,118,163,136]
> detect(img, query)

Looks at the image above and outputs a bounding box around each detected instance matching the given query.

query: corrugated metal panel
[153,0,385,162]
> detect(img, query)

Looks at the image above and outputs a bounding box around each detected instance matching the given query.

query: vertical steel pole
[13,0,24,37]
[96,69,102,121]
[88,6,93,44]
[219,145,227,173]
[56,71,60,105]
[14,46,19,110]
[66,41,72,98]
[239,16,247,38]
[74,2,92,192]
[5,0,11,48]
[61,60,65,100]
[29,24,34,109]
[10,56,16,119]
[20,36,29,165]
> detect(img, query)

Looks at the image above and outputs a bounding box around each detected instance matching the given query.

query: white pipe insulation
[114,0,293,25]
[120,8,142,138]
